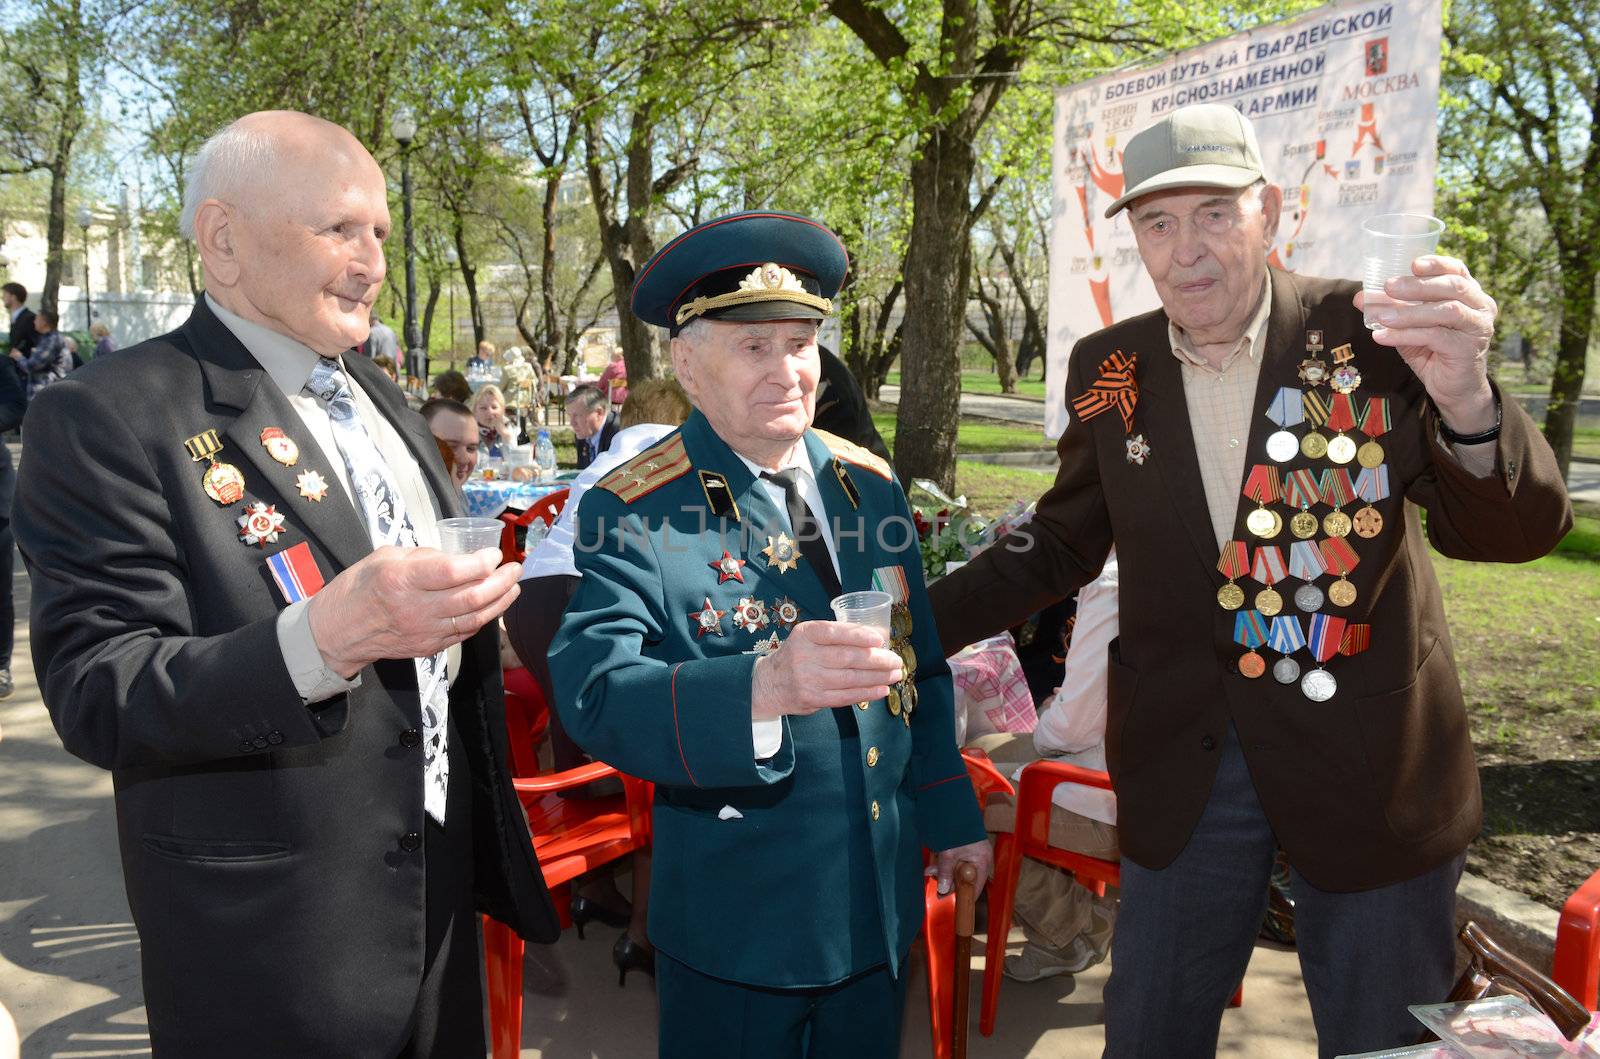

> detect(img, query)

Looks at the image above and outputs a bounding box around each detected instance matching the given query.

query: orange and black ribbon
[1071,350,1139,433]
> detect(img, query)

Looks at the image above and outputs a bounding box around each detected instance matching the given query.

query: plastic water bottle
[535,429,557,475]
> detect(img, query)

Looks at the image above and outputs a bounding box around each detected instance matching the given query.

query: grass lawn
[870,408,1053,456]
[885,369,1048,401]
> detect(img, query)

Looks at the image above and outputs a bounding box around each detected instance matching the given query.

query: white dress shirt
[736,441,842,759]
[519,423,677,581]
[1027,550,1119,826]
[206,295,450,703]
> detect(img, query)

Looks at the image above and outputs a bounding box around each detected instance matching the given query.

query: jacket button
[399,832,422,853]
[252,735,269,749]
[266,731,284,745]
[1201,735,1217,752]
[866,746,880,767]
[1226,659,1239,674]
[400,729,422,748]
[870,800,880,821]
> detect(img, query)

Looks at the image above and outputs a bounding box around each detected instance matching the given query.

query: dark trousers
[1103,724,1462,1059]
[397,720,485,1058]
[0,522,14,669]
[657,952,907,1059]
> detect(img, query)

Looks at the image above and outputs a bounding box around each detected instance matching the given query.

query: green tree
[1442,0,1597,477]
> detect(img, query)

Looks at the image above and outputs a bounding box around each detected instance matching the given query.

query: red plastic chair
[922,749,1016,1059]
[500,667,549,777]
[1554,865,1600,1011]
[483,685,653,1059]
[498,486,570,564]
[982,760,1242,1038]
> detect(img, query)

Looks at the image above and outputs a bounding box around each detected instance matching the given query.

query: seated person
[472,383,518,459]
[967,549,1120,982]
[598,347,628,406]
[466,340,495,374]
[565,382,619,470]
[429,368,471,403]
[503,378,692,982]
[420,397,479,490]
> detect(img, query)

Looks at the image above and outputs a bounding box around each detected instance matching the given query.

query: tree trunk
[894,128,974,490]
[1542,253,1596,480]
[582,108,659,385]
[420,276,441,354]
[42,162,68,317]
[40,0,82,317]
[454,221,484,346]
[999,242,1046,379]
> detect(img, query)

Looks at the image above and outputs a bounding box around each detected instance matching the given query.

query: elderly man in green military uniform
[550,211,990,1058]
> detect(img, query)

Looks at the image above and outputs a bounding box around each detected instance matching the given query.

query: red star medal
[237,502,287,547]
[709,550,747,584]
[690,597,726,638]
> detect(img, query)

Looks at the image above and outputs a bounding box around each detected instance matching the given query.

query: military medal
[1320,537,1360,607]
[1241,465,1283,539]
[1268,615,1306,684]
[185,429,246,506]
[689,597,727,638]
[1298,329,1328,389]
[237,501,287,547]
[1352,465,1389,539]
[888,684,902,716]
[1216,540,1249,611]
[1289,540,1327,611]
[1301,613,1347,701]
[762,533,799,573]
[1300,390,1330,460]
[1251,546,1287,617]
[752,631,783,655]
[1284,469,1321,540]
[732,597,769,634]
[1357,397,1390,469]
[1264,387,1304,464]
[891,602,913,641]
[1319,467,1356,538]
[1339,623,1371,661]
[259,426,300,466]
[1233,610,1268,678]
[296,470,329,502]
[1324,393,1359,465]
[1070,350,1144,464]
[710,550,747,584]
[1329,343,1360,393]
[772,597,800,628]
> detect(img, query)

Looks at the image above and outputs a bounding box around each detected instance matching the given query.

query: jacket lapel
[186,301,374,573]
[804,432,876,595]
[1128,316,1219,571]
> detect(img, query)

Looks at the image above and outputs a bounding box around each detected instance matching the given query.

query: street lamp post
[445,245,458,370]
[75,205,93,331]
[390,107,422,388]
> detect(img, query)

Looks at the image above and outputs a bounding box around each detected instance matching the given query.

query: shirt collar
[733,438,813,485]
[1167,272,1273,373]
[9,307,20,322]
[205,292,336,396]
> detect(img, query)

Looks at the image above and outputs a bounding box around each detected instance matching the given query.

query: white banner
[1043,0,1441,436]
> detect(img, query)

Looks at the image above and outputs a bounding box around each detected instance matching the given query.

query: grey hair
[675,317,713,345]
[178,120,279,239]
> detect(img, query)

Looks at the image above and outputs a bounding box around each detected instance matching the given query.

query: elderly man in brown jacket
[930,104,1571,1058]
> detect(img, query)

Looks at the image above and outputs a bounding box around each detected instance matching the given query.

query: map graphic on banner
[1043,0,1441,437]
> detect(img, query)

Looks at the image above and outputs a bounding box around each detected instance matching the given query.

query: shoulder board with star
[595,433,692,503]
[811,428,892,481]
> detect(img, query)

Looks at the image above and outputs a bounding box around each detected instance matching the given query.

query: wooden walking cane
[952,861,981,1059]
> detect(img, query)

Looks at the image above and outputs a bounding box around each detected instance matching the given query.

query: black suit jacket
[15,298,557,1057]
[8,306,35,357]
[575,413,620,470]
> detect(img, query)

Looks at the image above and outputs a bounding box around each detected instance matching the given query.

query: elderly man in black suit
[16,110,556,1058]
[565,381,619,469]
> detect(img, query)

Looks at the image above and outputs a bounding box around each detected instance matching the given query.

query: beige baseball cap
[1104,104,1266,218]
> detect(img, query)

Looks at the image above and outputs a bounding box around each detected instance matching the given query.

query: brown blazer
[930,269,1572,892]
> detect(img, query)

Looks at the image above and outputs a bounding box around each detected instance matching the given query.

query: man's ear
[1258,183,1285,247]
[193,200,241,287]
[669,336,697,399]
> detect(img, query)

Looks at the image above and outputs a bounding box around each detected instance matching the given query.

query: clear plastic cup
[436,516,504,555]
[830,590,893,645]
[1361,213,1444,329]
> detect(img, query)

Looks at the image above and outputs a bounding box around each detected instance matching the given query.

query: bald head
[187,110,391,356]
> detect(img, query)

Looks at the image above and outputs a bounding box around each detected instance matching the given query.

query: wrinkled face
[1130,183,1281,344]
[567,402,607,439]
[206,136,390,356]
[672,319,820,458]
[474,392,504,426]
[430,409,479,487]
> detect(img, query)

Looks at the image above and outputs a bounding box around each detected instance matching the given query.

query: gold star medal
[762,533,799,573]
[184,429,246,506]
[259,426,300,467]
[296,470,330,502]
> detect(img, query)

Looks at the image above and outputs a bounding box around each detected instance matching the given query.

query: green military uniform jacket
[550,410,985,988]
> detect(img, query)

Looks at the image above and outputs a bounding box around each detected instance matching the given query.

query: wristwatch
[1438,395,1503,446]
